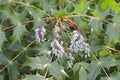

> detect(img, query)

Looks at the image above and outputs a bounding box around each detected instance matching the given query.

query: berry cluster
[69,30,90,57]
[51,39,65,57]
[35,26,46,42]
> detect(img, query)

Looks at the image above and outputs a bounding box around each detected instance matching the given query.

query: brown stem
[44,17,56,23]
[53,18,61,39]
[60,21,68,52]
[63,18,87,41]
[42,17,56,27]
[63,18,78,30]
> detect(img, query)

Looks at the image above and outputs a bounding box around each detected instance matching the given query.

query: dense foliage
[0,0,120,80]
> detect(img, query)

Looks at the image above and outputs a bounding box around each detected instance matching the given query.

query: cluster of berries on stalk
[35,18,91,68]
[35,26,46,42]
[69,30,90,57]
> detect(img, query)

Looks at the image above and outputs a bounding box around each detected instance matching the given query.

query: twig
[43,55,54,79]
[105,46,120,52]
[2,25,14,31]
[91,52,111,80]
[65,14,120,27]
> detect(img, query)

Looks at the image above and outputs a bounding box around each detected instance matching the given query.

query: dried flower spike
[69,30,91,57]
[35,26,46,42]
[51,39,65,57]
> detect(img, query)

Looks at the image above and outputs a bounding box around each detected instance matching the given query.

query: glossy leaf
[99,0,120,11]
[49,61,66,80]
[0,75,4,80]
[110,72,120,80]
[112,13,120,24]
[22,74,44,80]
[72,63,80,74]
[88,61,101,80]
[8,62,19,80]
[106,24,120,43]
[12,25,28,43]
[27,7,44,19]
[52,9,67,17]
[88,19,103,33]
[5,10,23,25]
[23,56,50,70]
[80,62,90,71]
[74,0,88,14]
[92,5,110,19]
[36,41,51,55]
[99,50,109,56]
[79,67,88,80]
[0,53,8,65]
[0,31,6,51]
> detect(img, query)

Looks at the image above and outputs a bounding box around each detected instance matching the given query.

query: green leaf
[99,0,120,11]
[0,31,6,51]
[72,63,80,74]
[23,56,50,70]
[74,17,88,29]
[36,41,51,55]
[112,13,120,24]
[8,61,19,80]
[100,77,107,80]
[88,19,103,33]
[0,53,8,65]
[8,43,23,52]
[88,60,101,80]
[22,74,44,80]
[100,54,119,69]
[99,50,109,56]
[43,0,55,13]
[52,9,67,17]
[5,9,23,25]
[66,2,74,13]
[74,0,88,14]
[79,67,88,80]
[80,62,90,71]
[106,24,120,43]
[27,7,44,19]
[49,61,65,80]
[0,75,4,80]
[110,72,120,80]
[32,20,44,30]
[92,5,110,19]
[12,25,28,43]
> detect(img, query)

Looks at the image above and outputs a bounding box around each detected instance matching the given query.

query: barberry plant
[0,0,120,80]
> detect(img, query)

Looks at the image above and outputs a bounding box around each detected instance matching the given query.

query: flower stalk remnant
[69,30,91,57]
[35,26,46,42]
